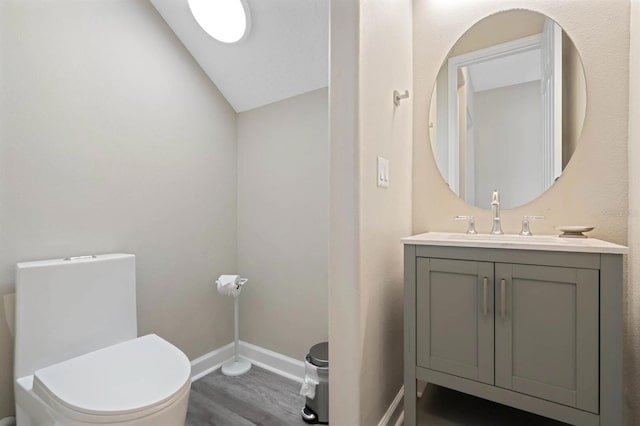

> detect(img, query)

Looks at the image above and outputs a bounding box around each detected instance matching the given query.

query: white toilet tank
[15,254,137,379]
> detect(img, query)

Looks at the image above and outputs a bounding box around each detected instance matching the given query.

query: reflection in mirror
[429,10,586,209]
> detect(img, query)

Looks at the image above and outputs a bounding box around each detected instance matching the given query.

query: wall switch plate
[377,156,389,188]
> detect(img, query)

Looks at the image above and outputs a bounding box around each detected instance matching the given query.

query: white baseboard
[190,340,305,383]
[392,381,429,426]
[378,386,404,426]
[191,342,407,424]
[190,342,235,381]
[238,341,306,383]
[395,411,404,426]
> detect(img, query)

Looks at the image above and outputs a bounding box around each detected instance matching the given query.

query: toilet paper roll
[216,275,239,296]
[217,275,244,297]
[300,360,320,399]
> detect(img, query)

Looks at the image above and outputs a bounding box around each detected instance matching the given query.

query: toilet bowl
[15,334,191,426]
[14,254,192,426]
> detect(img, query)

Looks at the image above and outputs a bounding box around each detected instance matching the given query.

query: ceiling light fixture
[187,0,251,44]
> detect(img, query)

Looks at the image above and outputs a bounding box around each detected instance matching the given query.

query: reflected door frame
[446,23,562,200]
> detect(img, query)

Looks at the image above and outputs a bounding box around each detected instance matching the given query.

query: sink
[444,233,564,243]
[401,232,628,254]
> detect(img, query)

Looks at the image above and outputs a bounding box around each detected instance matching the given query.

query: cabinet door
[417,258,494,385]
[495,263,599,413]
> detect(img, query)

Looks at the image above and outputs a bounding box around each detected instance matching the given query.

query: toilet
[13,254,192,426]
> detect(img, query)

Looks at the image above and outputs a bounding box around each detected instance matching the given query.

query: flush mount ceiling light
[187,0,250,44]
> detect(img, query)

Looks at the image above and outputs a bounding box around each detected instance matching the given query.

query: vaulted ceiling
[150,0,329,113]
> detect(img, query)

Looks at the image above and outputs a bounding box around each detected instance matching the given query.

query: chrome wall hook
[393,89,410,106]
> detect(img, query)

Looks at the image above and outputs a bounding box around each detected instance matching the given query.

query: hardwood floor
[186,365,307,426]
[185,367,568,426]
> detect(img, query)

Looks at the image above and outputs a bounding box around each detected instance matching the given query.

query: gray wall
[0,0,237,418]
[237,88,329,360]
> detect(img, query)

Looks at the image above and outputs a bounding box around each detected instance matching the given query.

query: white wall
[562,33,587,169]
[237,88,328,360]
[329,0,413,424]
[328,0,362,423]
[628,0,640,423]
[474,81,543,209]
[0,0,237,418]
[358,0,413,423]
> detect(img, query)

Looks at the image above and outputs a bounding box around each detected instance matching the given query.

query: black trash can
[301,342,329,424]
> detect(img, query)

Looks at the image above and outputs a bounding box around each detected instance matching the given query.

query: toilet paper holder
[215,275,251,376]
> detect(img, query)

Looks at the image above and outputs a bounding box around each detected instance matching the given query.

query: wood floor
[185,367,568,426]
[185,365,307,426]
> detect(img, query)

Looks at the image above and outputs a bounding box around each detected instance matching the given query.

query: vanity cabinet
[416,259,495,385]
[494,263,598,413]
[403,234,626,426]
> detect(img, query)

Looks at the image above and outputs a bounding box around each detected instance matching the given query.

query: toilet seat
[31,334,191,423]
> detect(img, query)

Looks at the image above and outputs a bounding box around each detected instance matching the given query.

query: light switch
[377,156,389,188]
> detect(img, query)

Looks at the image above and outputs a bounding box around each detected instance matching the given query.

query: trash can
[301,342,329,424]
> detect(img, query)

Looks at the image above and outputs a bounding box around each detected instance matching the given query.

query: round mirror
[428,10,586,209]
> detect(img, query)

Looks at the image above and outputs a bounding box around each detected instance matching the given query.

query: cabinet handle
[482,277,488,317]
[500,278,506,321]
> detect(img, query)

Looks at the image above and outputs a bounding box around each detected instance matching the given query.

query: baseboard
[190,340,305,383]
[190,342,235,381]
[378,386,404,426]
[238,341,305,383]
[393,381,428,426]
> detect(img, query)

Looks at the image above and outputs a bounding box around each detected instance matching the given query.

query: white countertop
[401,232,628,254]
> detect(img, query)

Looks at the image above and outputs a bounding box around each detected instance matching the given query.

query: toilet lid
[33,334,191,417]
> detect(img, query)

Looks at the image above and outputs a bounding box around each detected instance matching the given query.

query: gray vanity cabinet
[416,258,494,385]
[404,241,624,426]
[494,263,599,413]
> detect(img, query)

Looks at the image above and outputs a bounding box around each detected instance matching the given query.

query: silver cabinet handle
[482,277,488,317]
[500,279,506,321]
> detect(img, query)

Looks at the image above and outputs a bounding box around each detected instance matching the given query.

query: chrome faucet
[490,190,503,235]
[519,215,545,236]
[455,215,477,234]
